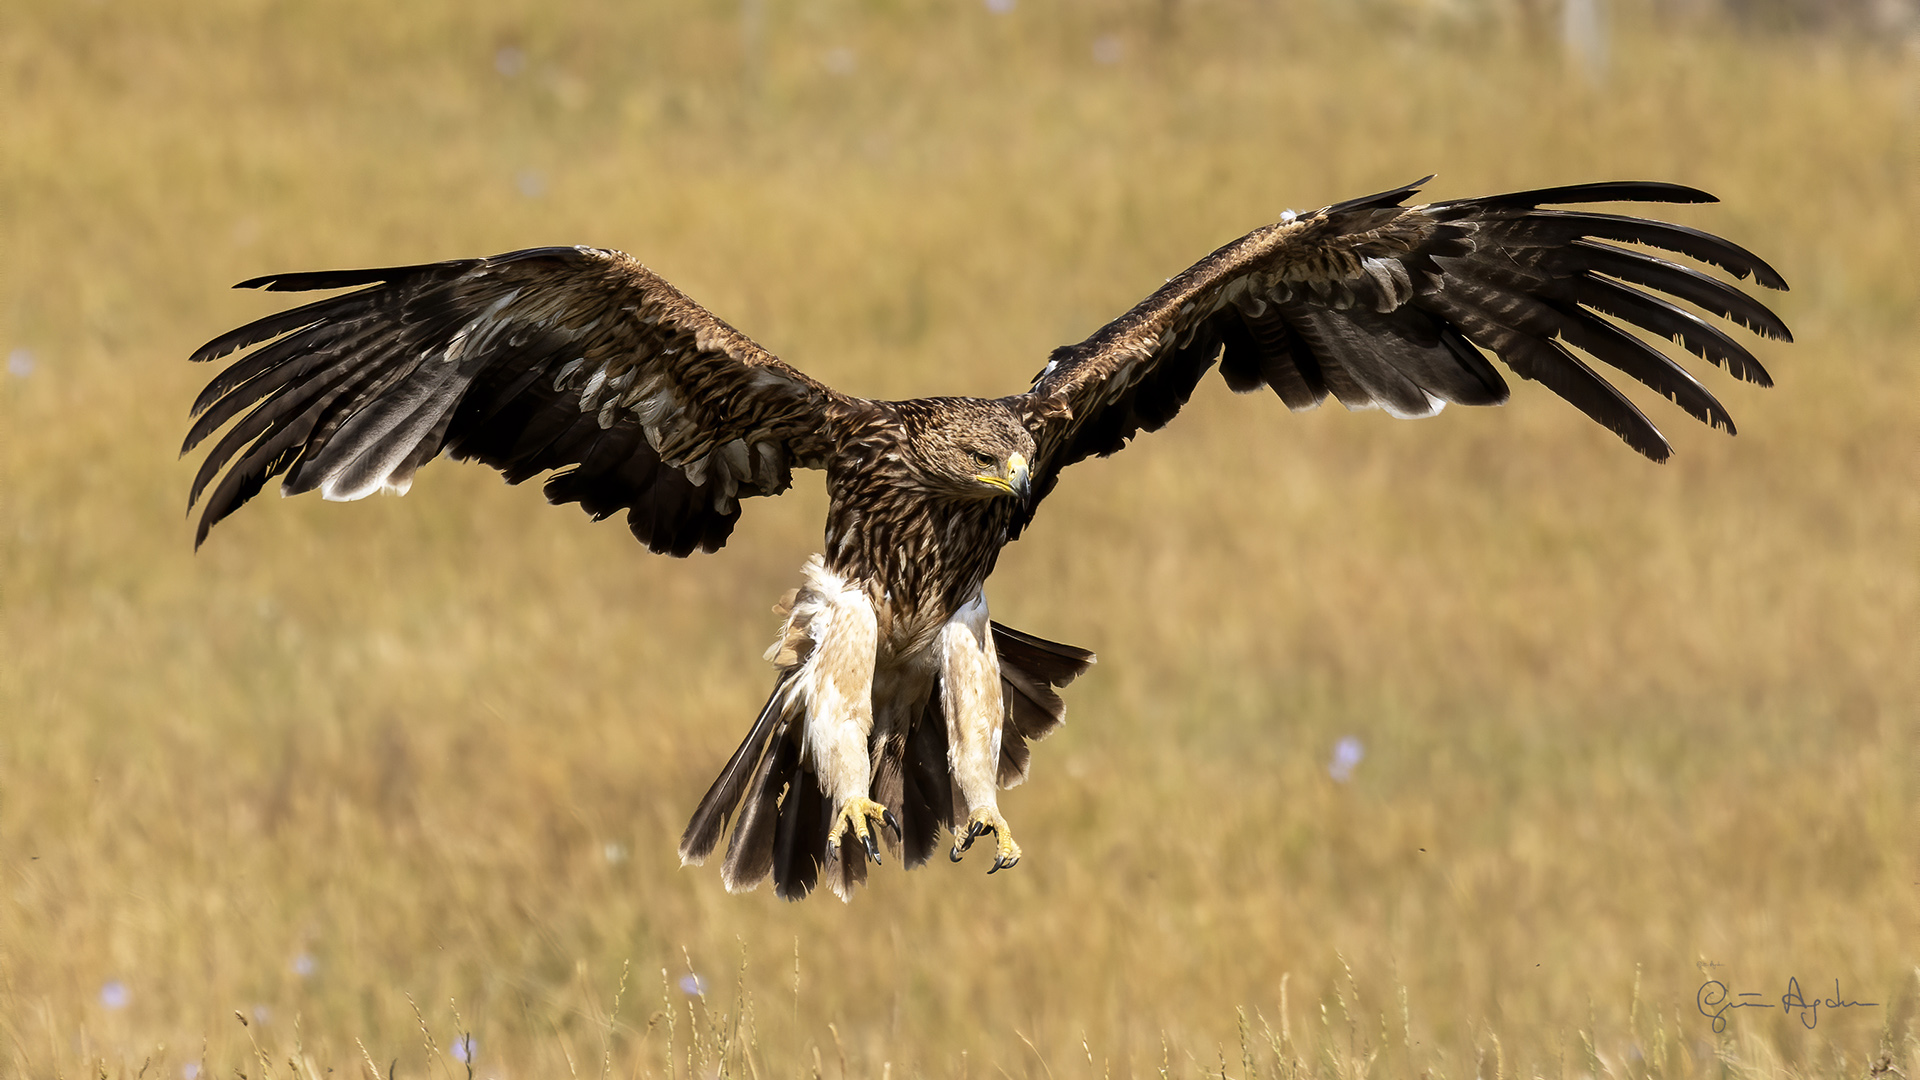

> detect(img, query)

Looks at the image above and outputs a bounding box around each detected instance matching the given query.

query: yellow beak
[977,452,1032,501]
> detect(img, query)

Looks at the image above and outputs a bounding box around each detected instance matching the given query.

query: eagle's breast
[820,412,1018,655]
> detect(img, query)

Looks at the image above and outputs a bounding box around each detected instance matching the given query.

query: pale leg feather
[786,559,881,816]
[940,591,1020,871]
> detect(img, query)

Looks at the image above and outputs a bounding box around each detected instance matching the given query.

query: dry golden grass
[3,1,1916,1077]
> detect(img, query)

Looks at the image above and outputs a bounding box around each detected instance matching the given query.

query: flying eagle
[183,179,1788,900]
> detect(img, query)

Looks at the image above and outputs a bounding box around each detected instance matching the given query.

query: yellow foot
[829,796,901,866]
[949,807,1022,874]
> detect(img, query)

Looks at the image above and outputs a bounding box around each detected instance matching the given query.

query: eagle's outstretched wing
[184,246,851,555]
[1015,179,1790,517]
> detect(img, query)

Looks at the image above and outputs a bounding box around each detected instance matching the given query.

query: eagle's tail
[987,622,1096,788]
[677,670,833,900]
[866,622,1096,876]
[678,622,1094,901]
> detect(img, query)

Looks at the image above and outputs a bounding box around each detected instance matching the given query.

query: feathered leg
[777,558,896,899]
[940,591,1020,872]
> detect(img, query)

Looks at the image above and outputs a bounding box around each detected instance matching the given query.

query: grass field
[3,1,1917,1076]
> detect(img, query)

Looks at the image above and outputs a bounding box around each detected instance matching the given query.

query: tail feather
[868,726,909,860]
[991,622,1095,787]
[679,674,793,866]
[724,731,799,892]
[897,688,955,867]
[771,759,829,901]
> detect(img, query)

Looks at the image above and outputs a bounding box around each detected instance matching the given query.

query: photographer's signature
[1696,977,1879,1032]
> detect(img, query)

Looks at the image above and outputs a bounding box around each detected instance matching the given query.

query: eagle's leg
[787,558,897,872]
[939,591,1021,872]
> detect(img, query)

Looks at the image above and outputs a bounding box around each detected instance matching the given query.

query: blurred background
[3,0,1916,1077]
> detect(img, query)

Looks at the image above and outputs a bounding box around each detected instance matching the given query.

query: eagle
[182,178,1788,901]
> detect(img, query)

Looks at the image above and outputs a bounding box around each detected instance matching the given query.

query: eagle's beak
[977,453,1032,501]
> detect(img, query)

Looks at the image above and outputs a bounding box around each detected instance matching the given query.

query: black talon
[862,829,882,866]
[882,807,901,838]
[969,820,990,840]
[949,845,965,863]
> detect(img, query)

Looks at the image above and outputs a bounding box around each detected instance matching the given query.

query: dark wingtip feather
[234,259,477,293]
[1468,181,1720,212]
[1530,211,1792,293]
[1570,240,1794,344]
[1325,175,1435,215]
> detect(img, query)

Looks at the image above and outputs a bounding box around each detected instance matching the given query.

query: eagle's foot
[829,797,900,866]
[949,807,1022,874]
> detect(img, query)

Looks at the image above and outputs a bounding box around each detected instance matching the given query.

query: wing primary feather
[1550,303,1736,433]
[188,291,376,365]
[232,258,484,293]
[1568,274,1774,386]
[1570,240,1792,341]
[1521,211,1790,290]
[187,320,360,420]
[186,353,370,508]
[184,332,361,454]
[1452,181,1718,211]
[193,360,395,545]
[1420,291,1673,460]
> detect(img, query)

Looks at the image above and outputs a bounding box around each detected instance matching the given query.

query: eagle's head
[899,397,1035,504]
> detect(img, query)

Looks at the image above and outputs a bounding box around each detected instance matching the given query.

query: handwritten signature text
[1696,978,1879,1032]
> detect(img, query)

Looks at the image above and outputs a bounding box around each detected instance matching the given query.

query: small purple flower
[1091,34,1124,65]
[679,973,706,997]
[494,47,526,78]
[251,1004,273,1025]
[983,0,1015,12]
[515,170,546,199]
[1328,736,1365,782]
[452,1034,477,1064]
[291,952,317,978]
[182,1064,201,1080]
[99,980,130,1009]
[7,349,33,377]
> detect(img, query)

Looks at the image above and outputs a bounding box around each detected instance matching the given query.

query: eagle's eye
[970,450,997,469]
